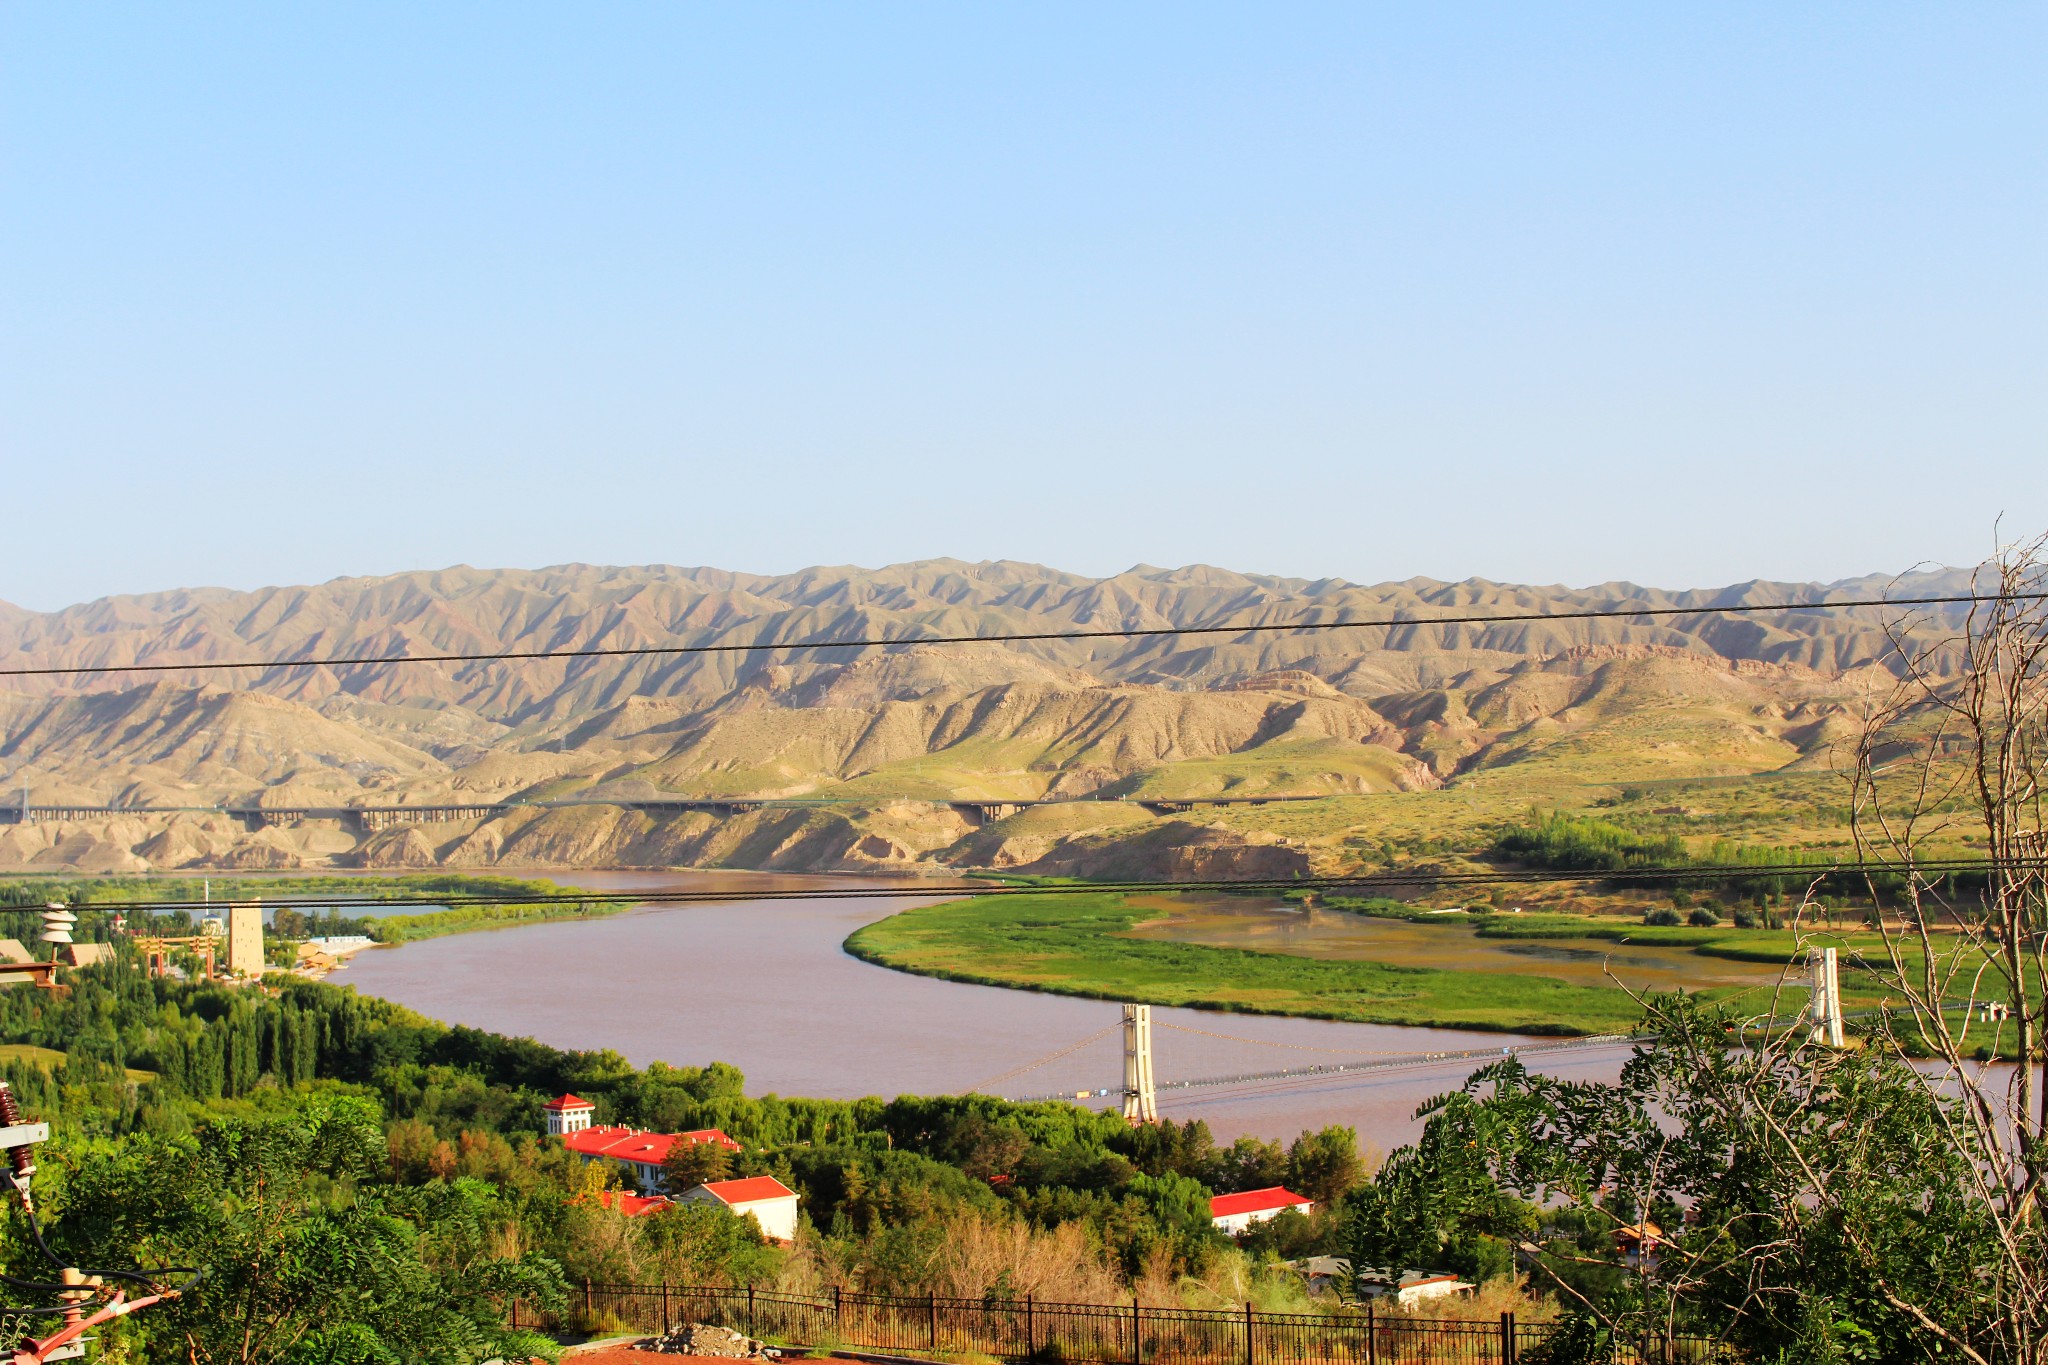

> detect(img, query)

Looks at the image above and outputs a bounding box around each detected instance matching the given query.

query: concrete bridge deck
[0,793,1330,833]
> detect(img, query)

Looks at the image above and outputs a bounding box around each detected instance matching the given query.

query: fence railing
[510,1281,1738,1365]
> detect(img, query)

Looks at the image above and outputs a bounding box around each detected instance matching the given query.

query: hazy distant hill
[0,559,1968,875]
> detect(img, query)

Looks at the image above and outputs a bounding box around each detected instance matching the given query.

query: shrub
[1731,906,1762,930]
[1643,907,1685,927]
[1687,907,1722,928]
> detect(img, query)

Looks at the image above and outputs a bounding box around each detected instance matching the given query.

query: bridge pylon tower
[1808,947,1844,1049]
[1121,1003,1158,1123]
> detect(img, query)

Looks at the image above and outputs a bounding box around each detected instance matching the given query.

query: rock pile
[641,1323,778,1358]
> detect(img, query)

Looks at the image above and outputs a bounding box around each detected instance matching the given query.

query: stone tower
[226,902,265,978]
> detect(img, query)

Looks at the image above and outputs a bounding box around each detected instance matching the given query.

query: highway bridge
[0,792,1329,833]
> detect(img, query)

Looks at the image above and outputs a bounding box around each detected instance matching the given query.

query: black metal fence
[511,1282,1738,1364]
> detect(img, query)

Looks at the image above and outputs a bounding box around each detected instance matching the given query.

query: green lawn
[0,1042,154,1084]
[846,891,1676,1035]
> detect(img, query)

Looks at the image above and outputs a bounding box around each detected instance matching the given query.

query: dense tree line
[1490,811,1941,902]
[0,958,1373,1363]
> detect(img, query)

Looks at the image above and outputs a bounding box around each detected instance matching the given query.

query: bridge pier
[353,805,509,832]
[1121,1004,1158,1124]
[949,801,1030,827]
[620,800,763,819]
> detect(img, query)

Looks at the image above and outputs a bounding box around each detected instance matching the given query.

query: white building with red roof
[544,1094,596,1136]
[1209,1186,1314,1234]
[546,1095,741,1194]
[678,1175,800,1244]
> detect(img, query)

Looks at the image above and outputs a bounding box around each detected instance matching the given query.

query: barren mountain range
[0,559,1967,877]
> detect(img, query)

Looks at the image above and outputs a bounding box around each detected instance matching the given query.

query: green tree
[1434,995,2014,1359]
[1285,1125,1365,1207]
[1209,1135,1287,1193]
[21,1091,566,1364]
[1342,1094,1533,1284]
[660,1138,735,1194]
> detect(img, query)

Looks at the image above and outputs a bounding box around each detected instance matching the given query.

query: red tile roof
[561,1125,741,1164]
[1209,1186,1313,1218]
[595,1191,670,1217]
[696,1176,797,1206]
[545,1093,596,1112]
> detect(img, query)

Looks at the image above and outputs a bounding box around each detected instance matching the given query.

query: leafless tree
[1847,529,2048,1356]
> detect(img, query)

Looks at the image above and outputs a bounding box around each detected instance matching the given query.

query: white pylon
[1808,946,1844,1049]
[1121,1003,1158,1123]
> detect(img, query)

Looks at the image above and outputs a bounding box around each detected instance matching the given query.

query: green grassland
[848,890,1679,1034]
[846,889,1924,1035]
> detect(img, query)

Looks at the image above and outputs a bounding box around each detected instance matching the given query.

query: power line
[16,858,2027,914]
[0,591,2026,680]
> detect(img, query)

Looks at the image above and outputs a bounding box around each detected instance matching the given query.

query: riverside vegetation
[0,948,1384,1364]
[843,812,1916,1035]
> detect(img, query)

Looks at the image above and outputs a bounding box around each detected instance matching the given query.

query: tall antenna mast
[1121,1003,1157,1123]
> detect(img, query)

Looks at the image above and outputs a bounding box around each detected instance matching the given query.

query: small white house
[680,1175,801,1244]
[1208,1186,1314,1234]
[1355,1267,1477,1307]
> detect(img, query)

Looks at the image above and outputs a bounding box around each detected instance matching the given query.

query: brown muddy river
[335,871,1641,1148]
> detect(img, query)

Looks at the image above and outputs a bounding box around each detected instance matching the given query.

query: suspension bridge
[972,1003,1641,1116]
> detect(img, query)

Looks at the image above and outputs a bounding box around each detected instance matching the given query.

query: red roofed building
[679,1175,800,1244]
[593,1190,670,1218]
[544,1094,596,1136]
[1209,1186,1314,1234]
[553,1104,742,1195]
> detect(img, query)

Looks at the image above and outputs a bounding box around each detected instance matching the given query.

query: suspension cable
[967,1023,1123,1094]
[1152,1019,1434,1057]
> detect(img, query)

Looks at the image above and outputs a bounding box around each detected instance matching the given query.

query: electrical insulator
[39,903,76,947]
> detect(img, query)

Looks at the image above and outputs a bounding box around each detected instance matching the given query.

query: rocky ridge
[0,559,1954,876]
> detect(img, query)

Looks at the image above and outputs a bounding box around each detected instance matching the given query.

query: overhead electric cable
[0,591,2030,680]
[21,858,2035,914]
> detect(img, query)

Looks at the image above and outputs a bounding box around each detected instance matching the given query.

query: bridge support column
[1121,1004,1157,1124]
[1808,947,1844,1048]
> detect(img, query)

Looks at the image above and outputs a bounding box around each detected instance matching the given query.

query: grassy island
[845,888,1903,1035]
[845,889,1658,1034]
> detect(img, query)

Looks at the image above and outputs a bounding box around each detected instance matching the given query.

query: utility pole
[1808,947,1844,1049]
[1121,1003,1157,1123]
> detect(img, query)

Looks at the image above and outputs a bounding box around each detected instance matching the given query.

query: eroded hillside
[0,559,1953,876]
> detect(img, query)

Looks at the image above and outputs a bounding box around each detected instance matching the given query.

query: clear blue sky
[3,4,2042,610]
